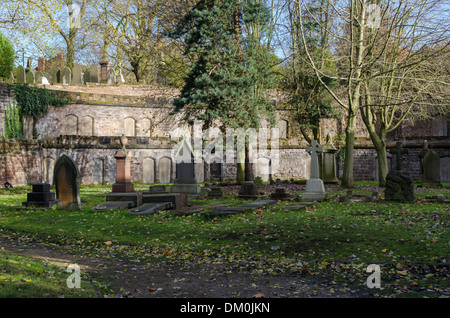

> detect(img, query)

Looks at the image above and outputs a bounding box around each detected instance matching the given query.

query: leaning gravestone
[72,64,83,85]
[422,149,442,188]
[16,66,26,84]
[61,67,71,85]
[385,142,415,202]
[53,154,81,210]
[302,140,326,201]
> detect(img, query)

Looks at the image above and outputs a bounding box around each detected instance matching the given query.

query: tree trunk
[376,145,388,186]
[341,111,356,188]
[236,144,245,184]
[244,143,254,182]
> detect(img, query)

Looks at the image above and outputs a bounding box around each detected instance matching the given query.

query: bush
[0,32,14,79]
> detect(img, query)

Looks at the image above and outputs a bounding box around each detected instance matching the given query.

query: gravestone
[22,183,57,208]
[170,139,202,194]
[61,67,71,85]
[320,134,339,184]
[208,186,224,198]
[35,71,44,84]
[384,142,415,202]
[422,149,442,188]
[107,68,116,85]
[72,64,83,85]
[26,71,35,84]
[302,140,326,201]
[51,68,60,84]
[417,140,428,183]
[92,158,104,184]
[270,188,292,201]
[89,64,99,83]
[238,181,259,200]
[159,157,172,183]
[53,154,81,210]
[105,135,142,208]
[16,66,26,84]
[143,158,155,184]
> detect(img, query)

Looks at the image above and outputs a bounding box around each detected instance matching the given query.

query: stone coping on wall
[1,135,448,152]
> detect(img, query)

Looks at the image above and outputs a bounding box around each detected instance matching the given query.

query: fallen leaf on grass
[252,293,265,298]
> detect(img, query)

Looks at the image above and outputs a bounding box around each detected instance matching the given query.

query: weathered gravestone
[61,67,71,85]
[384,142,415,202]
[53,154,81,210]
[51,68,60,84]
[170,139,202,194]
[302,140,326,201]
[320,134,339,184]
[26,71,35,84]
[270,188,292,201]
[208,186,224,198]
[107,68,115,85]
[89,64,99,83]
[16,66,26,84]
[22,183,57,208]
[72,64,83,85]
[422,149,442,188]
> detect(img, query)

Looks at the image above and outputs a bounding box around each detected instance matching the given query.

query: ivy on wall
[13,85,69,119]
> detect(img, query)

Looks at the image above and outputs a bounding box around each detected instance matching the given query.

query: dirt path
[0,236,368,298]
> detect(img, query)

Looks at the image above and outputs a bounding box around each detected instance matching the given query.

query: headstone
[205,200,277,217]
[417,139,429,183]
[16,66,25,84]
[80,115,94,136]
[51,67,60,84]
[302,140,326,201]
[320,134,339,184]
[143,158,155,184]
[35,71,44,84]
[159,157,172,183]
[107,68,115,85]
[422,149,442,188]
[53,154,81,210]
[26,71,35,84]
[124,117,136,136]
[270,188,292,201]
[89,64,99,83]
[385,142,415,202]
[170,139,202,194]
[238,181,259,200]
[22,183,57,208]
[128,202,174,215]
[208,186,224,198]
[105,135,142,208]
[142,193,187,210]
[61,67,71,85]
[72,64,83,84]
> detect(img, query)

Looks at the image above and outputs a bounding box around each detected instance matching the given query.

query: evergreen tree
[170,0,276,181]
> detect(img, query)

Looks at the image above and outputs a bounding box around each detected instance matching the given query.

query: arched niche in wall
[124,117,136,137]
[65,114,78,135]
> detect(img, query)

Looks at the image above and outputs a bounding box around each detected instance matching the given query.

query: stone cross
[389,142,408,171]
[306,140,323,179]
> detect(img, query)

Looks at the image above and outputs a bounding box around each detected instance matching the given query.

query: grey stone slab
[93,201,134,210]
[127,202,173,215]
[204,200,277,217]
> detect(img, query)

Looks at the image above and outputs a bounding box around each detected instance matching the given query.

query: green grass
[0,183,449,297]
[0,252,98,298]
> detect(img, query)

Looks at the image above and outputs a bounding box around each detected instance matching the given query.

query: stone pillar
[112,135,134,193]
[99,61,113,83]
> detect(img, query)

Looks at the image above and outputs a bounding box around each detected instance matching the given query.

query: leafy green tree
[0,32,14,79]
[170,0,276,181]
